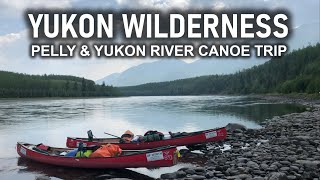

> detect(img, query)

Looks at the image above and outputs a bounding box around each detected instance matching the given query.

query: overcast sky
[0,0,319,80]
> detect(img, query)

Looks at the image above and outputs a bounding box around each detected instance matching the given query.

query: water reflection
[17,158,154,180]
[201,99,306,122]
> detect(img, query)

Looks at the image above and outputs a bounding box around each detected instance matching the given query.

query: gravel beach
[160,97,320,180]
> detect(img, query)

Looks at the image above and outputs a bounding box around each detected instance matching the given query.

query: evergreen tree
[120,44,320,96]
[0,72,121,98]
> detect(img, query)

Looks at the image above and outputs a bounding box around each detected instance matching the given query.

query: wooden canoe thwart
[17,142,179,169]
[66,127,227,150]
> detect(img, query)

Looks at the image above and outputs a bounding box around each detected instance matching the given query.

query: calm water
[0,96,306,179]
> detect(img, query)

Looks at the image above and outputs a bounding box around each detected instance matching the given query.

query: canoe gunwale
[17,142,176,159]
[67,127,226,144]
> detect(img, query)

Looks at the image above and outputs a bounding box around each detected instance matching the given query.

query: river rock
[176,171,187,178]
[290,165,299,172]
[231,142,243,148]
[287,156,297,162]
[35,176,51,180]
[178,167,189,171]
[280,160,291,165]
[194,167,205,172]
[205,171,214,178]
[270,161,282,167]
[215,173,224,178]
[234,129,244,134]
[295,160,320,169]
[253,170,264,176]
[226,123,247,132]
[188,174,206,180]
[237,157,249,163]
[300,141,310,146]
[252,177,264,180]
[280,166,290,171]
[185,168,196,175]
[243,152,254,158]
[226,174,252,179]
[245,128,255,135]
[267,172,287,180]
[287,175,297,180]
[160,106,320,180]
[160,173,177,179]
[247,161,259,169]
[294,136,311,141]
[260,163,269,170]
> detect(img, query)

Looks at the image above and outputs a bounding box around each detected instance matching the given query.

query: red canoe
[66,127,227,150]
[17,142,179,169]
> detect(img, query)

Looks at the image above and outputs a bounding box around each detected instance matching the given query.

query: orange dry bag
[89,144,122,158]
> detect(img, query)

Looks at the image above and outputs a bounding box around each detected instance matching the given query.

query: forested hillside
[0,72,121,98]
[120,44,320,96]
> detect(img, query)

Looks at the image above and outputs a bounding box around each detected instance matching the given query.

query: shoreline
[256,94,320,107]
[160,96,320,179]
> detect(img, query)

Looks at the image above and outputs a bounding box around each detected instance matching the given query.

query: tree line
[0,72,121,98]
[120,44,320,96]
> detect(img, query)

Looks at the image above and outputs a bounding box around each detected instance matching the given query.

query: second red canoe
[66,127,227,150]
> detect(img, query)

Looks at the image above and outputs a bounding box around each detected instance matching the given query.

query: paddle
[104,132,122,139]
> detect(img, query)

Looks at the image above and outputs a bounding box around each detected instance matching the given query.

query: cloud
[0,31,26,45]
[168,0,190,9]
[0,30,28,66]
[212,1,226,11]
[0,0,319,80]
[0,28,148,80]
[0,0,73,34]
[0,33,21,44]
[71,0,118,8]
[0,0,72,10]
[115,0,319,28]
[116,0,190,9]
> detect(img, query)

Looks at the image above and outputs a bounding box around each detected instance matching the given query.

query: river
[0,96,306,179]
